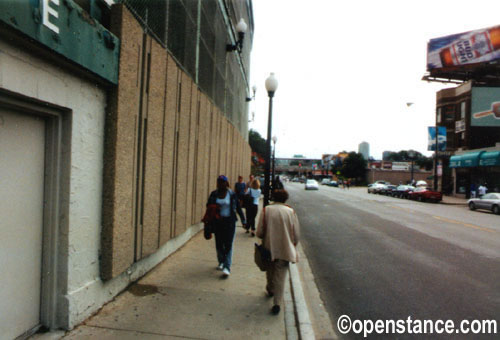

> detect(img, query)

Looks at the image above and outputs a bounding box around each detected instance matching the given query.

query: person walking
[470,183,477,198]
[256,189,300,315]
[206,175,245,277]
[245,179,262,237]
[478,183,488,197]
[234,176,247,221]
[247,174,255,189]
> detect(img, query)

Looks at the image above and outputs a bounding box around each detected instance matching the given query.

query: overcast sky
[248,0,499,160]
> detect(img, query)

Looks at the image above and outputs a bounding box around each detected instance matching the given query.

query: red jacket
[202,204,220,225]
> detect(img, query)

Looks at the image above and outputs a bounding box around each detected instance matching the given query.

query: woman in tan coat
[256,189,300,314]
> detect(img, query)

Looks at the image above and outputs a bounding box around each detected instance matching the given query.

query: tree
[248,129,266,158]
[386,150,433,171]
[341,152,367,180]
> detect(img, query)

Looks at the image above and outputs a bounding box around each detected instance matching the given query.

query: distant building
[382,151,392,160]
[358,142,370,160]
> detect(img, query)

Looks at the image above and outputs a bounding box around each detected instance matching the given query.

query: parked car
[305,179,319,190]
[321,178,331,185]
[327,180,339,187]
[408,187,442,203]
[468,193,500,214]
[380,184,398,195]
[393,185,415,198]
[368,183,387,194]
[415,180,428,187]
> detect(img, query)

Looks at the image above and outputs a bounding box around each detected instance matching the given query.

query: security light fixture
[226,18,248,52]
[246,85,257,101]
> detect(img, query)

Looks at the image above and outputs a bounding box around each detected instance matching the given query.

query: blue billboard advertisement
[427,25,500,71]
[428,126,447,151]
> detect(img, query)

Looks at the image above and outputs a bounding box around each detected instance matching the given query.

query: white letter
[43,0,59,34]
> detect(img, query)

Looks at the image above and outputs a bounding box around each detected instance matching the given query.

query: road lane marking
[388,205,414,213]
[432,216,496,233]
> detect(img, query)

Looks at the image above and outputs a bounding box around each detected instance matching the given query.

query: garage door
[0,109,46,339]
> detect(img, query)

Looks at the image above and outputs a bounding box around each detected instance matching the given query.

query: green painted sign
[0,0,119,84]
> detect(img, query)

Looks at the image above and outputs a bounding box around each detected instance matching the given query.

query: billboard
[471,87,500,126]
[428,126,447,151]
[427,25,500,70]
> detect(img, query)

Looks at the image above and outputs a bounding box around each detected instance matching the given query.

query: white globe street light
[264,73,278,206]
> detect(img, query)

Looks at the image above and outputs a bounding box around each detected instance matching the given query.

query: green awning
[479,151,500,166]
[461,151,484,167]
[449,155,461,168]
[449,151,484,168]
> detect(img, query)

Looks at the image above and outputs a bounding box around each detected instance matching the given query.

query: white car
[468,193,500,215]
[305,179,319,190]
[321,178,331,185]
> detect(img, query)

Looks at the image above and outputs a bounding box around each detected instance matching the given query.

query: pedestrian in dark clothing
[206,175,245,277]
[245,179,262,237]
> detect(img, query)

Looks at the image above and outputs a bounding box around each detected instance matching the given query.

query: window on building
[461,132,465,140]
[437,107,442,123]
[444,106,455,121]
[460,101,466,119]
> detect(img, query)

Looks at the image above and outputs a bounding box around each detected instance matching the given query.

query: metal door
[0,109,45,339]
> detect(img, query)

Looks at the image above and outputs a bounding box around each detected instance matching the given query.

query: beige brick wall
[141,37,166,257]
[159,55,178,246]
[102,5,143,280]
[102,4,251,280]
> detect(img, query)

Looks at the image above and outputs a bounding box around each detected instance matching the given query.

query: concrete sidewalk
[36,211,318,340]
[441,195,468,205]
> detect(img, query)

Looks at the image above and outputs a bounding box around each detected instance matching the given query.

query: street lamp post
[272,135,277,189]
[264,73,278,207]
[408,150,415,184]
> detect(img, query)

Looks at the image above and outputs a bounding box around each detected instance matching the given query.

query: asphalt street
[285,183,499,339]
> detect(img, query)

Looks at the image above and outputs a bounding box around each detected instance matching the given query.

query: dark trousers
[214,217,236,270]
[245,204,258,231]
[266,260,289,306]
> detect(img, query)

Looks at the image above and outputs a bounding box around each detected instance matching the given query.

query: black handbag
[254,243,271,271]
[243,190,254,208]
[203,223,214,240]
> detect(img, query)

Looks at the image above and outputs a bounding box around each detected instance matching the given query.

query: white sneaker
[217,263,224,271]
[222,268,230,276]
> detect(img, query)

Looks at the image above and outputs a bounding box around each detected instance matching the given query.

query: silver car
[468,193,500,215]
[305,179,319,190]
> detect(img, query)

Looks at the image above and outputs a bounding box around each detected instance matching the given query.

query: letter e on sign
[43,0,60,34]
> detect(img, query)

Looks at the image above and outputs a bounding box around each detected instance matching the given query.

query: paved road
[285,183,499,339]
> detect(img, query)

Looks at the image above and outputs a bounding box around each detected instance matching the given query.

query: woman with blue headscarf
[206,175,245,277]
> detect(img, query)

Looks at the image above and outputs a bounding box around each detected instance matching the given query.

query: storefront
[449,148,500,197]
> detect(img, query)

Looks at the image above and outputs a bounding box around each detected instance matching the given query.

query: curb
[289,263,315,340]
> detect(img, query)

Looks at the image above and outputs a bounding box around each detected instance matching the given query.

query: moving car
[327,180,339,187]
[468,193,500,214]
[392,185,415,198]
[305,179,319,190]
[408,187,442,203]
[321,178,331,185]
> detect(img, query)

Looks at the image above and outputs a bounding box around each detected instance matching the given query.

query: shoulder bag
[254,208,271,271]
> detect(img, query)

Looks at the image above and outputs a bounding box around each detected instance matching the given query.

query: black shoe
[266,290,274,298]
[245,229,249,233]
[251,232,255,237]
[271,305,280,315]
